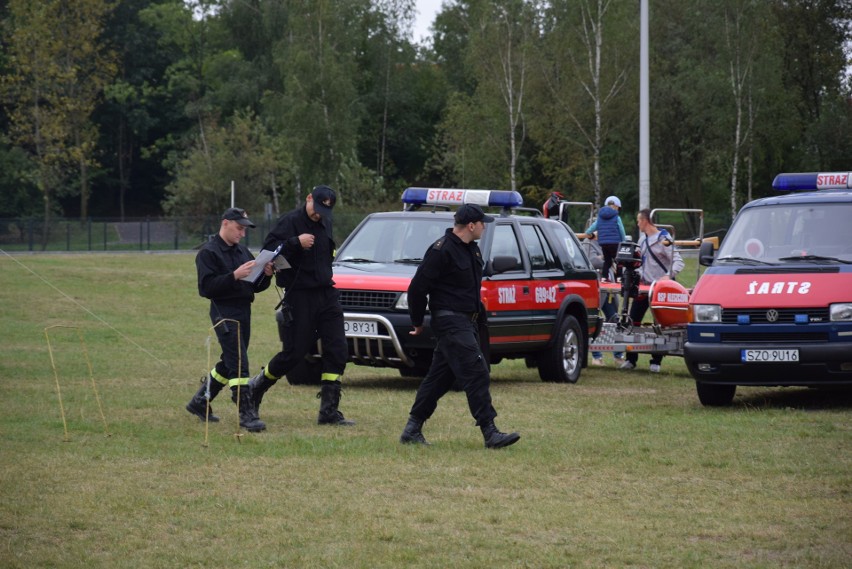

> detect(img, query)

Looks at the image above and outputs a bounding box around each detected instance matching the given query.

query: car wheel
[537,315,583,383]
[398,361,431,378]
[285,358,322,385]
[696,382,736,406]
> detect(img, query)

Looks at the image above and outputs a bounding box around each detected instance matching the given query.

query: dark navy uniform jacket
[196,234,271,305]
[408,228,484,327]
[263,206,335,290]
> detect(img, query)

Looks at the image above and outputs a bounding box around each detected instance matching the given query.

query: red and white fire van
[684,172,852,405]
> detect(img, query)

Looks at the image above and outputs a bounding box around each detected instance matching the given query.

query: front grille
[721,308,830,324]
[720,332,829,343]
[339,290,398,309]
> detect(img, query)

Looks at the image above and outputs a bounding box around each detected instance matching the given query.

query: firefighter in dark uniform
[399,204,520,448]
[185,207,272,432]
[247,185,354,426]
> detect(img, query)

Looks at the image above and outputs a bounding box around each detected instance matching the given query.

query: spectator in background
[585,239,625,367]
[620,208,684,373]
[585,196,627,282]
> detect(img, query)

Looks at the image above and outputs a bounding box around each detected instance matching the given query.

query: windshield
[336,216,451,263]
[717,202,852,263]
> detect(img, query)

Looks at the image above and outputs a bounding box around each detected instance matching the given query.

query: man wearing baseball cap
[584,195,626,283]
[185,207,272,432]
[247,185,355,427]
[400,203,520,449]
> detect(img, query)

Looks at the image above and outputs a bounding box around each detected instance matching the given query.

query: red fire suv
[285,188,601,385]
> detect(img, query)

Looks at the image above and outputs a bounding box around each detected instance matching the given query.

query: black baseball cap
[454,204,495,225]
[222,207,256,228]
[311,185,336,219]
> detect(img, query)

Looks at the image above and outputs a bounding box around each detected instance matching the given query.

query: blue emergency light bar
[401,187,524,209]
[772,172,852,191]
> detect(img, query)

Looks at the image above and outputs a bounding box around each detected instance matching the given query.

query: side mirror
[490,255,520,274]
[698,240,715,267]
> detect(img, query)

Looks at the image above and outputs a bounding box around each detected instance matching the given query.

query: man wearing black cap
[185,207,272,432]
[247,185,354,426]
[399,204,520,448]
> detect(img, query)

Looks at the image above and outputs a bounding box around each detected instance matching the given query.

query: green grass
[1,252,849,568]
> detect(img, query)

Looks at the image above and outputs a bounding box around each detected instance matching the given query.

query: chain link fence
[0,211,370,253]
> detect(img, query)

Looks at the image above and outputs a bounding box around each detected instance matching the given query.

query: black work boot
[316,381,355,426]
[185,375,223,422]
[480,420,520,449]
[399,416,430,445]
[247,368,277,417]
[231,386,266,432]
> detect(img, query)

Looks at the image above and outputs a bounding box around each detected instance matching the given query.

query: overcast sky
[412,0,443,44]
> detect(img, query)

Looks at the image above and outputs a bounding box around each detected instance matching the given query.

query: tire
[399,366,429,379]
[537,315,583,384]
[285,357,322,385]
[696,382,736,406]
[398,361,431,378]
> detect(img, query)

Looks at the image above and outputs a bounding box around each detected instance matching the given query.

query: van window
[717,203,852,262]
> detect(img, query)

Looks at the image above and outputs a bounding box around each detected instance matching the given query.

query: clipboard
[241,244,284,283]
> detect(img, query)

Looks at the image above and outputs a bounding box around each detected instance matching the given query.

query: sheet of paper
[241,244,283,282]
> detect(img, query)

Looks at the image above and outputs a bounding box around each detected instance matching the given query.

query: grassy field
[1,252,849,568]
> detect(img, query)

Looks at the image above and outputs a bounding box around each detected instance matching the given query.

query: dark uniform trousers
[409,313,497,426]
[211,302,252,384]
[267,286,347,379]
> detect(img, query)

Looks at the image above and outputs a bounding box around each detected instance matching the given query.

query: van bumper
[684,342,852,385]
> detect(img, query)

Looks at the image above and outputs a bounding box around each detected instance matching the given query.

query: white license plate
[344,319,378,335]
[741,349,799,363]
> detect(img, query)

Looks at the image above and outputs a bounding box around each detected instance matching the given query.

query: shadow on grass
[734,386,852,410]
[340,371,543,391]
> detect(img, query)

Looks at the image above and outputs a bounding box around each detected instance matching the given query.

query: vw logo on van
[766,309,779,322]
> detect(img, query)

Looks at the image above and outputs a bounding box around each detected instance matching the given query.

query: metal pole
[639,0,650,210]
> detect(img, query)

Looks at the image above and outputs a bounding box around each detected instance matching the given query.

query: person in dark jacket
[185,207,272,432]
[247,185,354,427]
[399,204,520,449]
[584,195,627,282]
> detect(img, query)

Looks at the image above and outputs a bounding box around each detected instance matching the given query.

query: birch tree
[723,0,759,220]
[469,0,540,192]
[539,0,628,206]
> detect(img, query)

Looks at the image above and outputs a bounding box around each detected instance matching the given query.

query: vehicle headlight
[394,292,409,310]
[691,304,722,323]
[830,303,852,322]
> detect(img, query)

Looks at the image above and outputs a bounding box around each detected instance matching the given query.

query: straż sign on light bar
[816,172,850,189]
[772,172,852,191]
[427,188,489,204]
[401,187,524,209]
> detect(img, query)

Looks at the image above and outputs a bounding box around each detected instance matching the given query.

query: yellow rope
[43,325,111,441]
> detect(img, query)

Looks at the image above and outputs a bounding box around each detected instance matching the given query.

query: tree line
[1,0,850,233]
